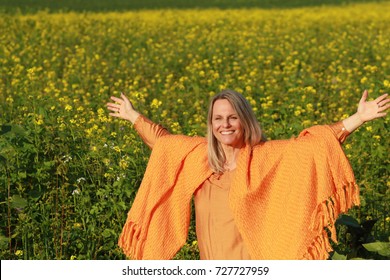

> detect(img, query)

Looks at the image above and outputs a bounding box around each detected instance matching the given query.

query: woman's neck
[222,145,241,171]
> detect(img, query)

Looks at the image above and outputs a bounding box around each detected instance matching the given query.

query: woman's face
[212,99,244,148]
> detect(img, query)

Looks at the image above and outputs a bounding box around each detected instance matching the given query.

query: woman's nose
[222,119,231,127]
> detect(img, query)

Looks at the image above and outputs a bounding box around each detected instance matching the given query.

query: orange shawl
[118,125,360,259]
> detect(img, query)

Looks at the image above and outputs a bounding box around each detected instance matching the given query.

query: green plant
[331,214,389,260]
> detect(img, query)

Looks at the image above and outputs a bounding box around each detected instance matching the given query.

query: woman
[106,89,389,260]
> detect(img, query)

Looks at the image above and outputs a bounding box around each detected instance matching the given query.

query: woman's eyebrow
[213,114,237,117]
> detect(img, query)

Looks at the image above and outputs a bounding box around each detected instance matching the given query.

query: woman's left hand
[357,89,390,123]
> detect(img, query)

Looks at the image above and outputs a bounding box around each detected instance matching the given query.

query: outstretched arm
[342,90,390,133]
[106,93,169,149]
[106,93,140,124]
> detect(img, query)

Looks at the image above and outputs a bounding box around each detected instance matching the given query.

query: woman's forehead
[212,99,236,114]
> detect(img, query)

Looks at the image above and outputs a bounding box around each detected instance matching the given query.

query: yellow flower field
[0,2,389,259]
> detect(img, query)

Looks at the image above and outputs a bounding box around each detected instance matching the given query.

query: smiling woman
[207,90,264,172]
[211,99,244,169]
[106,88,390,260]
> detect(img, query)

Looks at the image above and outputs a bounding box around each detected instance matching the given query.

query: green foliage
[363,241,390,257]
[0,122,146,259]
[331,215,390,259]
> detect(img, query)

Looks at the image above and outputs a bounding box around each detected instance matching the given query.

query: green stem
[6,166,11,255]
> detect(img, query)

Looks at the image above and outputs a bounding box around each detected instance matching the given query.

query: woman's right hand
[106,93,140,124]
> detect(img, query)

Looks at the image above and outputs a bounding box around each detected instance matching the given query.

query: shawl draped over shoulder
[118,125,359,260]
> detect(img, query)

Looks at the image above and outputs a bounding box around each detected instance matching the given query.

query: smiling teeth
[221,131,234,135]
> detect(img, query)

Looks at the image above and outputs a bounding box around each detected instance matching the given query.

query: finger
[110,96,124,104]
[121,92,132,106]
[121,92,130,101]
[378,103,390,112]
[378,98,390,108]
[107,105,120,111]
[359,89,368,104]
[374,93,389,103]
[376,112,387,118]
[106,102,120,108]
[109,112,119,118]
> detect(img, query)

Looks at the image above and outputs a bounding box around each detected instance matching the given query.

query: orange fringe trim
[118,221,145,260]
[304,182,360,260]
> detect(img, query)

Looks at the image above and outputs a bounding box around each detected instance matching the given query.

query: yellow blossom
[170,122,181,133]
[73,223,82,229]
[34,115,44,125]
[6,96,14,104]
[302,120,311,126]
[15,250,23,257]
[151,98,162,109]
[119,159,129,169]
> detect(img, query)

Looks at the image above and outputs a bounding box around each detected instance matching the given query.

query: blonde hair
[207,89,265,173]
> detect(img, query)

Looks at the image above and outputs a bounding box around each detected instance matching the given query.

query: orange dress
[133,115,350,260]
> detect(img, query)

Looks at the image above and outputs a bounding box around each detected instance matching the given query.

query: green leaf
[10,195,28,209]
[0,234,9,243]
[336,214,360,228]
[18,171,27,179]
[102,229,113,238]
[9,124,27,137]
[43,160,55,168]
[331,251,347,260]
[0,234,9,250]
[363,242,390,257]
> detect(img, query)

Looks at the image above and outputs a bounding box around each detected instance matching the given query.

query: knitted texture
[118,125,360,259]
